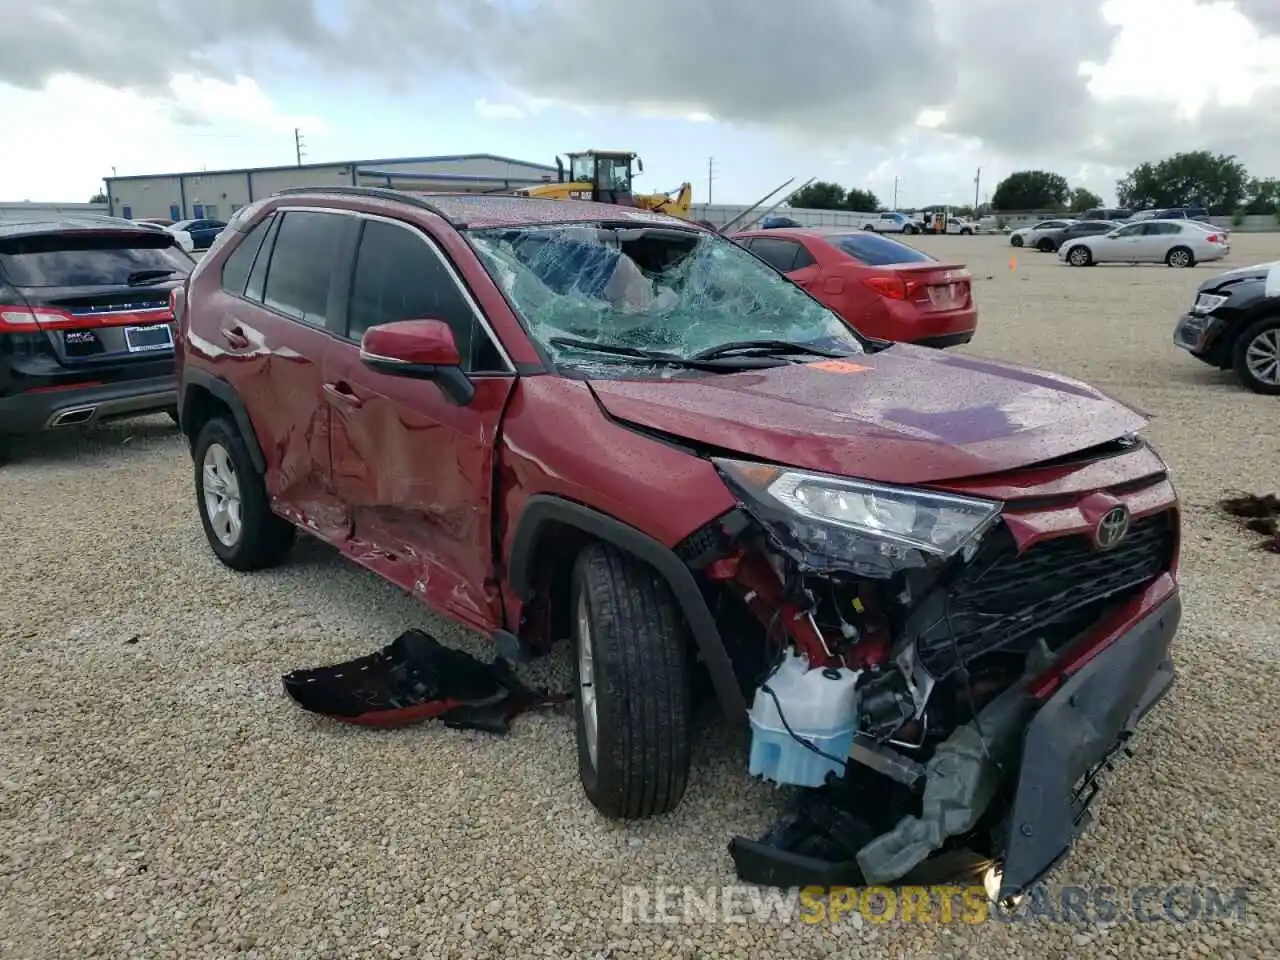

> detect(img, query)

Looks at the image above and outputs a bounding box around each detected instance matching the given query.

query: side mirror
[359,319,475,406]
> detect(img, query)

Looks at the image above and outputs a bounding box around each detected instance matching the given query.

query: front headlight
[714,458,1003,577]
[1191,292,1227,315]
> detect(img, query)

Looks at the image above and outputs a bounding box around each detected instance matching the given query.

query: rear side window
[261,211,349,327]
[0,232,192,287]
[747,237,805,273]
[832,233,933,266]
[1147,222,1182,235]
[220,214,275,296]
[346,219,504,372]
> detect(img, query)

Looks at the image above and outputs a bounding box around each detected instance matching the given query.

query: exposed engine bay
[669,456,1178,890]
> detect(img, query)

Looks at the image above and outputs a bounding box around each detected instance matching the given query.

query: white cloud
[0,73,325,201]
[473,96,526,120]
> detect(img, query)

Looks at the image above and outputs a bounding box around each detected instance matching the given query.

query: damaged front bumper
[996,586,1179,898]
[731,582,1180,894]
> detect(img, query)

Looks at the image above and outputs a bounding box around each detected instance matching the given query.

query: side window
[1150,222,1182,235]
[791,243,817,269]
[747,238,802,273]
[1115,224,1144,237]
[346,219,505,373]
[220,214,275,296]
[261,211,349,327]
[245,215,281,303]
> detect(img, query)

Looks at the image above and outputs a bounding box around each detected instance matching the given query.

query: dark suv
[0,219,193,457]
[176,188,1181,897]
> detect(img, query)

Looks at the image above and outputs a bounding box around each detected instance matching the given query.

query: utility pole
[892,176,899,210]
[294,128,306,167]
[973,167,981,214]
[707,157,717,204]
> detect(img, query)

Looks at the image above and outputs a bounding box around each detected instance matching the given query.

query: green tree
[991,170,1070,211]
[1245,177,1280,215]
[1069,187,1103,213]
[842,187,881,213]
[788,181,846,210]
[89,191,107,203]
[1115,151,1249,215]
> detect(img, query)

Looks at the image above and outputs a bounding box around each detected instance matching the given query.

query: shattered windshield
[467,222,865,375]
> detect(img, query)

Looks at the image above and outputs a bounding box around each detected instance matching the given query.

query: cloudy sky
[3,0,1279,208]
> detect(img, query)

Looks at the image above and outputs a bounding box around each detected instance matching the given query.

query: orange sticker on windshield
[810,359,871,374]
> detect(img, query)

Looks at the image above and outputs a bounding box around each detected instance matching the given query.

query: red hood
[587,345,1148,484]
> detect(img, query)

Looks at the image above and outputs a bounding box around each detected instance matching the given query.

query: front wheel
[570,542,693,819]
[902,225,917,235]
[1010,235,1024,247]
[1166,246,1195,268]
[863,224,876,231]
[1233,317,1280,395]
[1067,245,1092,267]
[960,228,973,236]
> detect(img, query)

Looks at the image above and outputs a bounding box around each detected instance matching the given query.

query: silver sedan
[1058,219,1230,268]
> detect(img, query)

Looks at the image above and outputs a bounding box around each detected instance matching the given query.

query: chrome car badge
[1094,506,1130,551]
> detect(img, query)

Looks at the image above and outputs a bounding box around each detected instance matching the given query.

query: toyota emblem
[1094,506,1130,551]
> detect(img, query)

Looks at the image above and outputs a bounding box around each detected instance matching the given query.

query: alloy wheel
[201,442,243,547]
[1245,328,1280,386]
[576,591,599,769]
[1069,247,1089,266]
[1168,249,1191,267]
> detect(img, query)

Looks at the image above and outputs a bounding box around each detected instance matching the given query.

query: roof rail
[271,185,459,223]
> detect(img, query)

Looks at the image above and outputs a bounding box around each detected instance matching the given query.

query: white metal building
[105,153,561,222]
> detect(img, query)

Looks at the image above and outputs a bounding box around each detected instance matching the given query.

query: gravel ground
[3,233,1280,959]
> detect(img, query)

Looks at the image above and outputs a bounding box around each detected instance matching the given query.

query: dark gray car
[1035,219,1119,253]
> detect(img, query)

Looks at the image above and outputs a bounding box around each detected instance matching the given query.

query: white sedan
[1009,218,1077,248]
[131,220,195,254]
[1058,218,1229,268]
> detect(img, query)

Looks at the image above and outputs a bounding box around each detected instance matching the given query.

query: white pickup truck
[857,211,925,235]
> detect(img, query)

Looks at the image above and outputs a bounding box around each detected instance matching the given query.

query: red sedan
[730,227,977,347]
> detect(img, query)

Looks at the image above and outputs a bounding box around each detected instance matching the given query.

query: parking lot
[2,233,1278,959]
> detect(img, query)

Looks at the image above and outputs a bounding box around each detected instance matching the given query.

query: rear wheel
[1166,246,1195,268]
[1067,245,1092,267]
[902,224,917,235]
[570,542,693,820]
[863,224,876,231]
[193,417,295,570]
[960,228,973,236]
[1037,237,1055,252]
[1233,317,1280,395]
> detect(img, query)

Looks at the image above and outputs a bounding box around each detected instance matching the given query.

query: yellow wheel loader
[514,150,694,219]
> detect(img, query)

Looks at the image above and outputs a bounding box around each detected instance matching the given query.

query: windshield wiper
[547,336,794,371]
[548,336,686,364]
[689,339,847,361]
[127,269,180,285]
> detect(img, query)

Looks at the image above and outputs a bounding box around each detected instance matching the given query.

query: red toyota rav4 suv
[175,188,1180,897]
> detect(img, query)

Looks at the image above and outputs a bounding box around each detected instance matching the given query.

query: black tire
[1037,237,1055,252]
[1232,316,1280,395]
[863,223,876,231]
[1066,244,1092,267]
[193,416,295,571]
[1166,246,1195,268]
[960,228,973,236]
[570,541,693,820]
[902,225,917,235]
[1010,235,1024,247]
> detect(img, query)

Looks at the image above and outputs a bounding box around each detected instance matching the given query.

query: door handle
[221,325,250,349]
[323,382,363,408]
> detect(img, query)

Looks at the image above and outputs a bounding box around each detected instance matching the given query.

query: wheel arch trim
[508,495,747,719]
[181,368,267,475]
